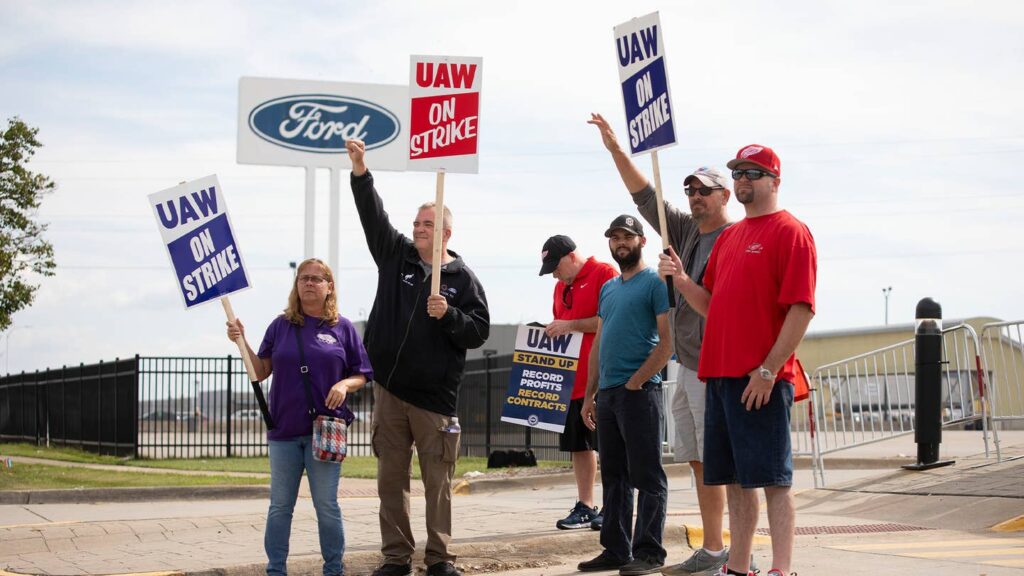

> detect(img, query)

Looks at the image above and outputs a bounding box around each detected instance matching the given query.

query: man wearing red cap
[538,235,618,531]
[660,144,817,576]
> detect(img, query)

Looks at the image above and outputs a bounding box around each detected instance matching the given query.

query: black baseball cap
[539,235,576,275]
[604,214,644,238]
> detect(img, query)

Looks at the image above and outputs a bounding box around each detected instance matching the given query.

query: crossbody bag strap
[292,323,318,417]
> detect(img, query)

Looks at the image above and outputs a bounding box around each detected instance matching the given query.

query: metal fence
[0,359,139,456]
[980,320,1024,430]
[805,322,998,486]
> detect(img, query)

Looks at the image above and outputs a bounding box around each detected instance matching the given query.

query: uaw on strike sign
[501,324,582,433]
[408,55,482,174]
[614,12,677,155]
[149,175,251,308]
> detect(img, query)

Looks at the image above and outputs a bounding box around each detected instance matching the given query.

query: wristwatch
[758,365,776,382]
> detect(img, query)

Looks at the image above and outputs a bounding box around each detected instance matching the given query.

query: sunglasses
[684,186,723,197]
[731,168,776,181]
[561,284,573,309]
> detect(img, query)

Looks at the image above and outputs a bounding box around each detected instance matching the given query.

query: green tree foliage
[0,117,56,332]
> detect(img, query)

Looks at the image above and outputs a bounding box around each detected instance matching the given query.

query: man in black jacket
[346,139,490,576]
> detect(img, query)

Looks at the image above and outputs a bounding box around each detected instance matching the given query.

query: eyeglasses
[684,186,723,197]
[561,284,573,310]
[298,275,327,284]
[731,168,776,181]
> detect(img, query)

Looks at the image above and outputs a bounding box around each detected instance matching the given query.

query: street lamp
[882,287,893,325]
[4,325,33,375]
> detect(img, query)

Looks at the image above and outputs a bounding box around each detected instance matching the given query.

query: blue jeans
[704,377,794,488]
[596,382,668,563]
[267,436,344,575]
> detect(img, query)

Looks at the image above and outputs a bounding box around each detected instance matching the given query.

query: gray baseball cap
[683,166,728,189]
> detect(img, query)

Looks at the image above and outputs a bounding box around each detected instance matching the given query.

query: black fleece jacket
[351,170,490,416]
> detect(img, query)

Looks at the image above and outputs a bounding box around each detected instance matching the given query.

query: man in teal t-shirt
[579,214,673,576]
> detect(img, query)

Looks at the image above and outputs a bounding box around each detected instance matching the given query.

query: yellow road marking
[838,538,1024,551]
[993,514,1024,532]
[0,520,79,529]
[683,525,771,549]
[914,547,1024,559]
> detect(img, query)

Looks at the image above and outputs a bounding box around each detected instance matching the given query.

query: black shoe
[578,551,630,572]
[590,509,604,531]
[557,501,601,530]
[618,556,663,575]
[426,561,463,576]
[371,563,412,576]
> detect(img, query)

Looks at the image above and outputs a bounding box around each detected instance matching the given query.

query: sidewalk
[1,431,1022,575]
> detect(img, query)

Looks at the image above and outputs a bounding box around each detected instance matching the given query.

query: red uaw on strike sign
[408,55,482,174]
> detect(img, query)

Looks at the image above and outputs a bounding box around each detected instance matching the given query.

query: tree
[0,117,56,332]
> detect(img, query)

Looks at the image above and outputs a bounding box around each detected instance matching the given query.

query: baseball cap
[539,235,576,275]
[683,166,729,189]
[726,144,781,176]
[604,214,644,238]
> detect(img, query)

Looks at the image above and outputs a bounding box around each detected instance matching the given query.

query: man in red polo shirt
[539,235,618,530]
[660,145,816,576]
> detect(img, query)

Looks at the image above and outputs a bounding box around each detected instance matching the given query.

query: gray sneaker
[660,548,728,575]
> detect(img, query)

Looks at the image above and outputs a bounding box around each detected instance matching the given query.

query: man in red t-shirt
[539,235,618,531]
[659,145,816,576]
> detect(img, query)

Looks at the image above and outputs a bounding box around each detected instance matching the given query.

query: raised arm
[587,113,649,194]
[347,139,403,265]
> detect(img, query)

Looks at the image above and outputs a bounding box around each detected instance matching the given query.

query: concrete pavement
[1,431,1022,575]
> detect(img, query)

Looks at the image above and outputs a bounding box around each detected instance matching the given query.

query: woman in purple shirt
[227,258,374,576]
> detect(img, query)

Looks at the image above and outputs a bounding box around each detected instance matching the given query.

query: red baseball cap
[726,144,781,177]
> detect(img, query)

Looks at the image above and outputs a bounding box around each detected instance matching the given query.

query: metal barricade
[980,320,1024,431]
[808,323,996,487]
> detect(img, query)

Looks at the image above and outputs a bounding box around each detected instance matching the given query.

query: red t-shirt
[698,210,817,383]
[552,257,619,399]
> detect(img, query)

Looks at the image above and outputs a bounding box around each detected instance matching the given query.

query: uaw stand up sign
[501,324,582,433]
[149,176,273,429]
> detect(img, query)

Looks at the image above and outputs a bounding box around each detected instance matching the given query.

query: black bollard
[903,297,954,471]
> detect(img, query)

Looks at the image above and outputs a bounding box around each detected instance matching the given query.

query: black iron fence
[1,352,566,461]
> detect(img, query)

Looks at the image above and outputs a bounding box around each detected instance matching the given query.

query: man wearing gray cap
[539,235,618,531]
[578,215,672,576]
[588,113,738,575]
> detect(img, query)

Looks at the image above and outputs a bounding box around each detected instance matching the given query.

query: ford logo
[248,94,401,153]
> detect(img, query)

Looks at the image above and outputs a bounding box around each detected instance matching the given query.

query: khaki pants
[372,385,461,566]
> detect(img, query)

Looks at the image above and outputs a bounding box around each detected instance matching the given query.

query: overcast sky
[1,0,1022,374]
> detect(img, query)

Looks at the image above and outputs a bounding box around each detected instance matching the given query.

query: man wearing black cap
[539,235,618,531]
[588,112,739,575]
[577,215,673,576]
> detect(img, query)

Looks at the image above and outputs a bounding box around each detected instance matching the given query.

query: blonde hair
[284,258,339,326]
[418,202,453,231]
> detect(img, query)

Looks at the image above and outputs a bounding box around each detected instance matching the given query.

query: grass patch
[0,463,268,490]
[1,443,569,481]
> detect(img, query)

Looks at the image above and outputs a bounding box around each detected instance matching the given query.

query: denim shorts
[703,377,794,488]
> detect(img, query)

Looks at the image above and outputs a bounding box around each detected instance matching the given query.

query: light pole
[4,325,32,375]
[882,286,893,325]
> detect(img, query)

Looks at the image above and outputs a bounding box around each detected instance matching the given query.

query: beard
[611,244,642,269]
[735,188,755,204]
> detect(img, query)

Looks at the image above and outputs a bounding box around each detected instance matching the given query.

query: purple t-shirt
[258,314,374,440]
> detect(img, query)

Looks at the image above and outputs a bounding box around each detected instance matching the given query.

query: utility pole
[882,286,893,325]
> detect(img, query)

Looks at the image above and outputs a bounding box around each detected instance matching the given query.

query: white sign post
[614,12,678,306]
[148,175,272,428]
[237,77,410,271]
[407,55,483,295]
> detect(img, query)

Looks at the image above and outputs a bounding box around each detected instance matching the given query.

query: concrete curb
[182,525,690,576]
[0,485,269,504]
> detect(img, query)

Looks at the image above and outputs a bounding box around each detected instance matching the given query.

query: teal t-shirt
[597,267,671,390]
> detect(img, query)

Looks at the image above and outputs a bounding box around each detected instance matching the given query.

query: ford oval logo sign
[248,94,400,153]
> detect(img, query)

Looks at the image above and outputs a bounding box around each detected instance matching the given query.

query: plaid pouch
[312,415,348,462]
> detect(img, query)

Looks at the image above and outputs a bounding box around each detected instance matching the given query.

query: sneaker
[426,561,463,576]
[578,551,630,572]
[556,501,600,530]
[620,556,664,575]
[766,570,794,576]
[710,564,756,576]
[661,547,729,575]
[371,564,412,576]
[590,508,604,530]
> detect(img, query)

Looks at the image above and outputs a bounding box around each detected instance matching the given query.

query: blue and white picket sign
[149,175,251,309]
[614,11,677,156]
[500,324,583,433]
